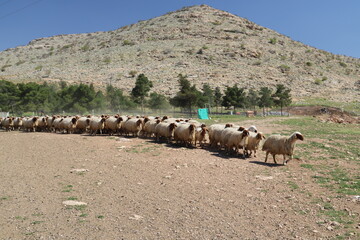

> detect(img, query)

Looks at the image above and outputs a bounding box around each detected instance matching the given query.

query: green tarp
[197,108,209,119]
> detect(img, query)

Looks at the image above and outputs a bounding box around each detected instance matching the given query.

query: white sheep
[208,123,233,148]
[89,116,106,135]
[45,116,57,132]
[53,117,64,133]
[23,117,39,132]
[122,118,143,137]
[247,125,258,133]
[13,117,23,130]
[174,123,196,147]
[104,116,122,135]
[155,122,177,143]
[2,117,14,131]
[194,124,209,147]
[75,116,91,133]
[143,119,161,137]
[224,129,250,157]
[262,132,304,165]
[245,132,266,157]
[36,116,47,132]
[60,117,78,134]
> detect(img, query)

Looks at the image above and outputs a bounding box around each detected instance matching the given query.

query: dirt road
[0,119,358,239]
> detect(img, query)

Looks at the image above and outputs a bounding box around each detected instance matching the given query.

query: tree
[272,84,292,116]
[147,92,170,112]
[213,87,222,113]
[247,89,259,112]
[221,84,247,112]
[201,83,214,112]
[258,87,273,116]
[131,73,153,112]
[169,74,202,116]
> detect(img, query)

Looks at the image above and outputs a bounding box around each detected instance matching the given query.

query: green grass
[67,197,78,200]
[0,196,10,201]
[287,181,299,190]
[292,98,360,115]
[96,215,105,219]
[31,221,44,225]
[62,185,74,192]
[79,213,88,217]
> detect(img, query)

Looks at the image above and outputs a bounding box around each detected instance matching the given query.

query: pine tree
[131,73,153,112]
[272,84,292,116]
[258,87,273,116]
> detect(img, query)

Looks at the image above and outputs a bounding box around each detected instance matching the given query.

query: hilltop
[0,5,359,102]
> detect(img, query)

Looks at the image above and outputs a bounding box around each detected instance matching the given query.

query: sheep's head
[238,126,245,131]
[169,123,176,131]
[225,123,233,128]
[242,129,249,137]
[256,132,266,140]
[295,132,304,141]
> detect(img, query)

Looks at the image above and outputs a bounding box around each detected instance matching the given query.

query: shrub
[339,62,347,67]
[279,64,290,73]
[123,40,135,46]
[314,79,322,85]
[129,70,137,78]
[269,38,277,44]
[35,65,43,71]
[306,62,313,67]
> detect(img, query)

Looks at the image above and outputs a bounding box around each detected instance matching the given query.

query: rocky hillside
[0,5,359,102]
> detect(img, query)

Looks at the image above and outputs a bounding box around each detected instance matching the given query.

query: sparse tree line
[0,73,292,115]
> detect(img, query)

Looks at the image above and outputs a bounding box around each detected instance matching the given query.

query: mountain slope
[0,5,359,102]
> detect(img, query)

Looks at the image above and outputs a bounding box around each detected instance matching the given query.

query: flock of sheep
[0,115,304,165]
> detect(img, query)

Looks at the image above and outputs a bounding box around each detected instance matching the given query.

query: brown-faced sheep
[194,124,209,147]
[122,118,143,137]
[60,117,78,134]
[155,122,177,143]
[13,117,23,130]
[262,132,304,165]
[104,116,122,135]
[2,117,14,131]
[143,119,161,138]
[208,123,233,148]
[225,129,250,157]
[75,116,91,134]
[245,132,266,157]
[174,123,196,147]
[89,116,106,135]
[23,117,39,132]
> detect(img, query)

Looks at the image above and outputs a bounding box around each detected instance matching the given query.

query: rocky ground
[0,117,359,239]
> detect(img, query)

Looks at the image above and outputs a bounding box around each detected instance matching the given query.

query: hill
[0,5,359,102]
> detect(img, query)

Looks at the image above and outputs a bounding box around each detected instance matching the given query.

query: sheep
[53,117,64,133]
[122,118,143,137]
[219,126,245,149]
[23,117,38,132]
[225,129,250,157]
[194,124,209,147]
[104,116,122,135]
[60,117,78,134]
[36,116,47,132]
[208,123,233,148]
[245,132,266,157]
[13,117,23,130]
[75,116,91,134]
[45,116,57,132]
[2,117,14,131]
[89,116,106,135]
[155,122,177,143]
[143,119,161,137]
[173,123,196,147]
[262,132,304,165]
[247,125,258,133]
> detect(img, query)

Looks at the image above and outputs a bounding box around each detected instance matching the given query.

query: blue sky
[1,0,360,58]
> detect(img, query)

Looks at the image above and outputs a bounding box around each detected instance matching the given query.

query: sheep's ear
[156,119,161,124]
[296,133,304,141]
[238,126,245,131]
[262,135,266,139]
[225,123,231,128]
[243,129,249,136]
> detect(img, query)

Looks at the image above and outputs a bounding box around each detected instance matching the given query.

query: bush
[269,38,277,44]
[306,62,313,67]
[123,40,135,46]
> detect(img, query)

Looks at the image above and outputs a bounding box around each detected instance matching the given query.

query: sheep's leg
[272,154,277,164]
[253,150,256,158]
[265,151,269,162]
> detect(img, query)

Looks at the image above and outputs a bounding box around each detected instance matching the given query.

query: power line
[0,0,44,20]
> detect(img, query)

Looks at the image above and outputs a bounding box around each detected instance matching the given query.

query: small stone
[62,200,87,206]
[70,169,89,173]
[129,214,143,220]
[255,175,273,180]
[326,226,333,231]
